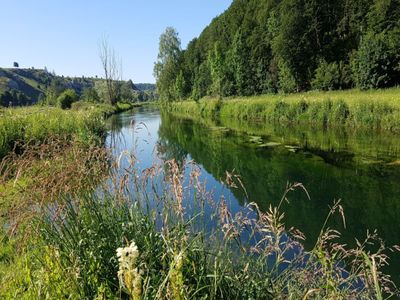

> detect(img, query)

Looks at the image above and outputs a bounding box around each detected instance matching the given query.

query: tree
[351,32,398,89]
[0,91,12,107]
[192,62,211,100]
[57,89,78,109]
[154,27,181,101]
[312,60,340,90]
[13,62,19,68]
[81,88,100,103]
[174,71,186,100]
[99,37,122,105]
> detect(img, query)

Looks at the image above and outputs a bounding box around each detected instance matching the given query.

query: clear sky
[0,1,232,83]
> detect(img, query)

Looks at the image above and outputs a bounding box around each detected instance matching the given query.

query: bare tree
[99,36,122,105]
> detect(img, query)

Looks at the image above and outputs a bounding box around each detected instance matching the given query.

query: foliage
[0,90,31,107]
[81,87,100,103]
[278,59,297,93]
[168,88,400,132]
[351,31,400,89]
[154,27,182,101]
[155,0,400,101]
[312,60,341,91]
[57,88,78,109]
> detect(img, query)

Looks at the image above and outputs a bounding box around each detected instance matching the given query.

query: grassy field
[0,101,141,158]
[168,88,400,132]
[0,102,119,299]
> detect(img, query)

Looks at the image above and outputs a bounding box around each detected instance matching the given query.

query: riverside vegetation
[0,100,138,297]
[166,88,400,132]
[1,0,400,297]
[1,104,399,299]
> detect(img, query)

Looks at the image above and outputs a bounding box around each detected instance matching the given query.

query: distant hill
[0,68,157,106]
[0,68,49,103]
[135,83,156,92]
[0,67,98,104]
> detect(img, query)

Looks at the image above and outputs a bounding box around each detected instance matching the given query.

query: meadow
[167,88,400,132]
[0,101,140,158]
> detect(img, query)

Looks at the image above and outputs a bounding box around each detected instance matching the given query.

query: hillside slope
[0,68,156,106]
[155,0,400,101]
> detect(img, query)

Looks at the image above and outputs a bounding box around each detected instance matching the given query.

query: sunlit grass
[169,87,400,132]
[0,104,116,158]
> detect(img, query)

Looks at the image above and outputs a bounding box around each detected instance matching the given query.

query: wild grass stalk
[167,87,400,132]
[32,153,399,299]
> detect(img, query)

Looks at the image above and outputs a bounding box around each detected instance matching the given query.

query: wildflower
[116,241,142,300]
[170,251,185,300]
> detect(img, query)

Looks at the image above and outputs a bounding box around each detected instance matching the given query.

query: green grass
[0,101,137,158]
[1,95,398,298]
[28,160,399,299]
[168,88,400,132]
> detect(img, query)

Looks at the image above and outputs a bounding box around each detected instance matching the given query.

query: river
[106,107,400,285]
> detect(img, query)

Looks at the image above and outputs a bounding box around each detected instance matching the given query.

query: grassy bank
[167,88,400,132]
[0,101,137,298]
[0,101,140,158]
[2,156,397,299]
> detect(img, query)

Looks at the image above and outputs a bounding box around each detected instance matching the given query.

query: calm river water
[106,107,400,284]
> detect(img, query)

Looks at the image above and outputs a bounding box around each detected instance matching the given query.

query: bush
[351,32,399,89]
[311,60,340,91]
[278,60,297,93]
[57,89,78,109]
[81,88,100,103]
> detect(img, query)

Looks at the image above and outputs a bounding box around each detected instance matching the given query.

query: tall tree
[99,37,122,105]
[154,27,182,101]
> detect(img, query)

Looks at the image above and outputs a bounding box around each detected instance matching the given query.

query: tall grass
[33,155,399,299]
[0,139,110,299]
[168,88,400,132]
[0,106,108,158]
[0,101,139,158]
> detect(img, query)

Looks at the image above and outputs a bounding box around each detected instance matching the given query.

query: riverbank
[0,101,140,298]
[0,101,144,158]
[167,88,400,132]
[1,104,399,299]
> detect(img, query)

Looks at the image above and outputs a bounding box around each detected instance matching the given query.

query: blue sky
[0,1,232,83]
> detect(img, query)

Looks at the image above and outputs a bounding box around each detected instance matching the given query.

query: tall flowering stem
[116,241,142,300]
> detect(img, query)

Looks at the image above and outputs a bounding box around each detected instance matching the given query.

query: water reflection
[107,108,400,285]
[158,112,400,283]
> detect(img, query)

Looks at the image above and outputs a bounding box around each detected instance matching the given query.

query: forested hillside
[0,68,157,107]
[155,0,400,101]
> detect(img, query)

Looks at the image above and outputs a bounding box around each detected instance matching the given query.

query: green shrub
[57,89,78,109]
[40,195,164,298]
[81,88,100,103]
[278,60,297,93]
[351,32,397,89]
[312,60,340,91]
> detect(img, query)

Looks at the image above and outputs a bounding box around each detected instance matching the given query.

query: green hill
[0,68,156,106]
[155,0,400,101]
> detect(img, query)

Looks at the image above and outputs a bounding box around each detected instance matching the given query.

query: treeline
[45,78,157,107]
[0,68,157,108]
[155,0,400,101]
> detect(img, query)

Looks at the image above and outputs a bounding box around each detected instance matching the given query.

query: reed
[26,155,399,299]
[168,88,400,132]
